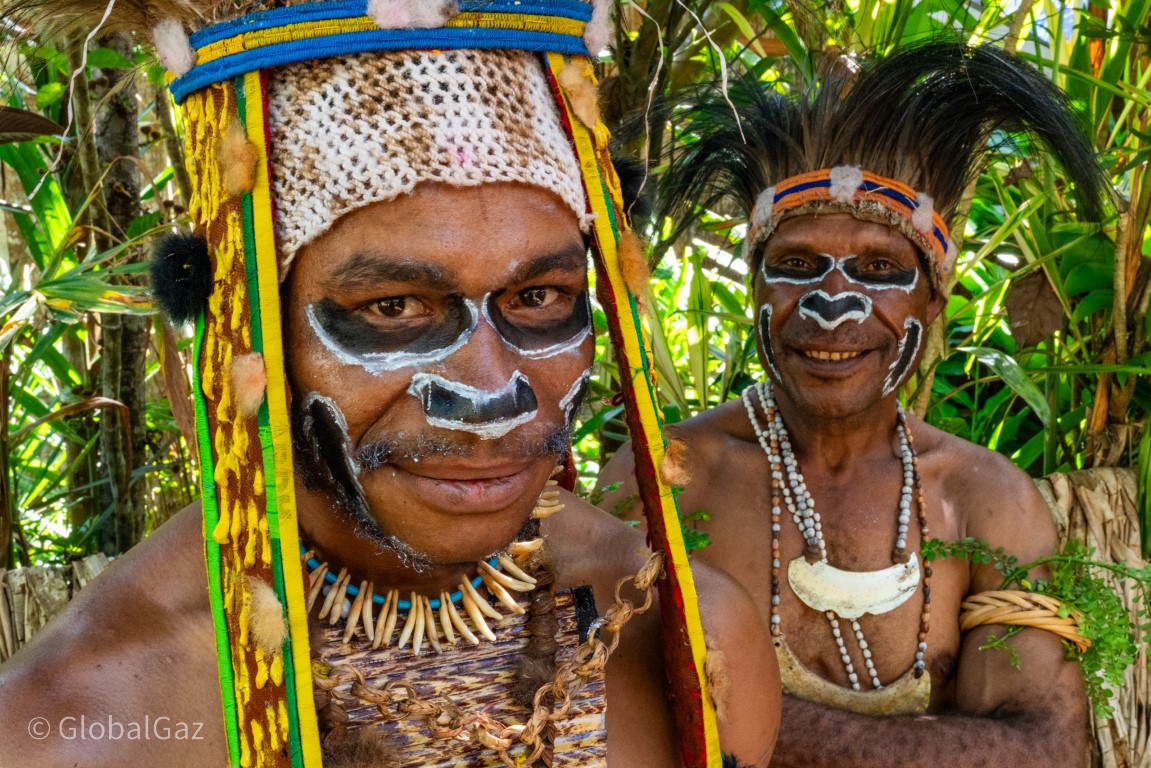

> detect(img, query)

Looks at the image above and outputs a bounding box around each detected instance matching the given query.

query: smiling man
[0,2,778,767]
[599,43,1107,766]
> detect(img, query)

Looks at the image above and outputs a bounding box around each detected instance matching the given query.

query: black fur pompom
[149,231,212,325]
[612,152,653,227]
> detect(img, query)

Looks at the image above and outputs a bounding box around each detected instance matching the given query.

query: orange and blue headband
[747,167,955,288]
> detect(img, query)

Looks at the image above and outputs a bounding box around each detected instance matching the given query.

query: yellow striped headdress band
[746,166,957,290]
[166,0,593,102]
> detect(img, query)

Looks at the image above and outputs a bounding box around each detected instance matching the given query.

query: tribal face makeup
[284,183,592,565]
[307,289,591,438]
[752,214,944,418]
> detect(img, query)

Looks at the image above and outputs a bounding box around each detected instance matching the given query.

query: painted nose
[798,290,873,331]
[408,371,539,440]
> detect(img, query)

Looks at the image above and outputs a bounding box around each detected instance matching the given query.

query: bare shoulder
[913,417,1057,562]
[596,399,758,517]
[0,503,226,766]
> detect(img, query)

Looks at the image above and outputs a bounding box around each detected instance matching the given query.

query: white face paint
[407,371,539,440]
[480,298,592,360]
[757,303,784,383]
[760,249,926,398]
[882,318,923,397]
[760,253,920,294]
[797,289,873,331]
[309,291,593,439]
[560,368,592,423]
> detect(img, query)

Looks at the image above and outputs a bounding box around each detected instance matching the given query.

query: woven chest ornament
[19,1,721,766]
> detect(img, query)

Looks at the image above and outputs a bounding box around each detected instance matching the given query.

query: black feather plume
[150,231,212,325]
[612,151,654,227]
[657,41,1107,248]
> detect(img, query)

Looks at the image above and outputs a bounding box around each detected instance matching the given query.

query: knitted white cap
[267,49,589,269]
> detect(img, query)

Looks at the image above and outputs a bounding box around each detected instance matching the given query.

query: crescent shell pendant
[788,552,921,619]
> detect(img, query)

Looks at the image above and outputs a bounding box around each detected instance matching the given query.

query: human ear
[925,284,947,327]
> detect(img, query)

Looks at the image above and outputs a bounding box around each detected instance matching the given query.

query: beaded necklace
[742,380,932,689]
[301,474,564,653]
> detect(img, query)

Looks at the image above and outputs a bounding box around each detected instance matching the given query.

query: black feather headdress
[657,42,1108,288]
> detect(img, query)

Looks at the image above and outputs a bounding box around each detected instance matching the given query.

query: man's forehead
[321,243,589,292]
[768,214,919,254]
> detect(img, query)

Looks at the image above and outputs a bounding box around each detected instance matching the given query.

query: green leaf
[34,82,66,110]
[126,211,163,241]
[86,47,135,70]
[957,347,1052,427]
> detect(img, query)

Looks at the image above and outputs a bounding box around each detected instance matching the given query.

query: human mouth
[391,462,537,514]
[801,349,865,361]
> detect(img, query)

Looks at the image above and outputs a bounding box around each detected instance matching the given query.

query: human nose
[798,266,873,330]
[408,318,539,439]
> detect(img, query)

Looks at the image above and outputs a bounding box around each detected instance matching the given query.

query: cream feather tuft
[151,18,195,76]
[246,576,287,657]
[229,353,267,417]
[367,0,459,30]
[584,0,611,56]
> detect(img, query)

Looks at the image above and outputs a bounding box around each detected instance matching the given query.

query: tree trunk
[93,31,146,553]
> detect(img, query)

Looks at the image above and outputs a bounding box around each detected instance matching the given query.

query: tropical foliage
[0,0,1146,573]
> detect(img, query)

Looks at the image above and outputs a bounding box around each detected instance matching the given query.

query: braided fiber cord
[312,551,664,766]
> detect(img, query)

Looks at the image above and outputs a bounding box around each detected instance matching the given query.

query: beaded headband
[142,2,726,766]
[747,166,957,291]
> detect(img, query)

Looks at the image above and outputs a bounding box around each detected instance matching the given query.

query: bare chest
[692,454,970,708]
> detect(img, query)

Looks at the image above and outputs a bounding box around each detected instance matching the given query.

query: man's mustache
[355,425,571,471]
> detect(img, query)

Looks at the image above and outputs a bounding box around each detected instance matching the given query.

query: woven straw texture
[267,48,588,267]
[1037,468,1148,768]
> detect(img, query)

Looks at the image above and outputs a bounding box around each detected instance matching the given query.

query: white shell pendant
[788,553,921,619]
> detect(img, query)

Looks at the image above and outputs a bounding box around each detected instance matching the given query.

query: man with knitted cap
[0,3,778,767]
[600,42,1107,767]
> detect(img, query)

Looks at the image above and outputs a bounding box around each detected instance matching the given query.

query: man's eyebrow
[508,244,589,284]
[327,253,457,292]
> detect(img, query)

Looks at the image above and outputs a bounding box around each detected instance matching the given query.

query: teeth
[804,350,862,361]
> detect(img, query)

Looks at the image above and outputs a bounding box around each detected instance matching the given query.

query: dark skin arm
[598,436,1086,768]
[0,504,228,767]
[547,493,781,767]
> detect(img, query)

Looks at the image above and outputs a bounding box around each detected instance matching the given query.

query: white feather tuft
[912,192,935,234]
[751,186,776,231]
[584,0,612,56]
[367,0,459,29]
[151,18,196,77]
[828,166,864,203]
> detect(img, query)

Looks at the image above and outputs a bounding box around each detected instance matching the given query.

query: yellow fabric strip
[243,70,322,768]
[544,52,721,766]
[196,13,584,65]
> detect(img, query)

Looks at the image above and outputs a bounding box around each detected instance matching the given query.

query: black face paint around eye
[309,296,474,358]
[761,253,835,284]
[840,258,919,291]
[407,371,540,440]
[483,290,592,358]
[798,290,873,330]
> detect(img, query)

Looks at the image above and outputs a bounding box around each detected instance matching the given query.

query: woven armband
[959,590,1089,652]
